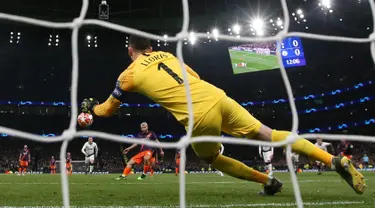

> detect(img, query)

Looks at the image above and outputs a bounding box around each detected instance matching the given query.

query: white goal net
[0,0,375,207]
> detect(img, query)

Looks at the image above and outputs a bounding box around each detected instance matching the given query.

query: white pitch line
[0,179,357,185]
[0,201,366,208]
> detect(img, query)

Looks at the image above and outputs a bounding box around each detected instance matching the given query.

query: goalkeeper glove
[81,98,99,113]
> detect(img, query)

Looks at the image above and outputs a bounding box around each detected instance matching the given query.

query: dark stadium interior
[0,0,375,174]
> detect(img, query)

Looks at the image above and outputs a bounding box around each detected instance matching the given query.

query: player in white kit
[284,149,300,173]
[81,137,99,174]
[315,138,333,175]
[259,146,274,176]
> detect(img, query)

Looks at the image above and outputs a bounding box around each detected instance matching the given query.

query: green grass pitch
[229,49,279,74]
[0,172,373,207]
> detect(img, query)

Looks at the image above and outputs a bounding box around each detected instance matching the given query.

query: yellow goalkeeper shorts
[190,96,262,160]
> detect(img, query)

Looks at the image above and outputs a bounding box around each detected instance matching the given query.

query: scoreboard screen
[280,37,306,68]
[228,36,307,74]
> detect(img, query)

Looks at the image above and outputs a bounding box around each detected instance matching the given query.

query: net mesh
[0,0,375,207]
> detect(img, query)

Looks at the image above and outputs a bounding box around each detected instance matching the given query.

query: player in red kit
[338,140,354,160]
[18,145,30,176]
[116,122,164,180]
[175,150,181,176]
[66,152,72,175]
[50,156,56,174]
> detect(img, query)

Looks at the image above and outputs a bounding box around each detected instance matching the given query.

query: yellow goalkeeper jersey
[94,51,226,127]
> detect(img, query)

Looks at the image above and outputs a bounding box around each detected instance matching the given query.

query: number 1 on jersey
[158,63,184,84]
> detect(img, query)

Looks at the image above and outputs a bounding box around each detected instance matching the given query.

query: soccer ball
[77,113,93,128]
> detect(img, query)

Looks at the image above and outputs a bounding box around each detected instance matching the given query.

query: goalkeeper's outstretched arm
[93,96,121,117]
[82,68,134,117]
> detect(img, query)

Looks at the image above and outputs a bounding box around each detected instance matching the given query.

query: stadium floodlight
[87,35,91,40]
[257,30,265,36]
[163,34,168,39]
[300,14,304,19]
[189,32,196,45]
[212,28,219,39]
[236,35,240,38]
[329,9,333,13]
[56,35,59,38]
[297,9,303,15]
[270,19,273,23]
[292,13,295,16]
[232,24,240,34]
[252,18,264,31]
[321,0,331,8]
[277,19,283,26]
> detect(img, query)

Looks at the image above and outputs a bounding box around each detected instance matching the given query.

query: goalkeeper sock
[175,167,179,175]
[212,154,270,184]
[122,167,131,177]
[150,167,154,175]
[271,130,333,168]
[89,165,94,173]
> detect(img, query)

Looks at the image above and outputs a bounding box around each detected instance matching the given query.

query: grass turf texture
[229,50,279,74]
[0,172,373,207]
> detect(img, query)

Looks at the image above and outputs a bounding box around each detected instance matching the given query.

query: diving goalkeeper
[81,35,365,195]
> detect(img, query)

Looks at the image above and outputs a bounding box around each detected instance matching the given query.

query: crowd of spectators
[1,137,374,174]
[230,42,277,52]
